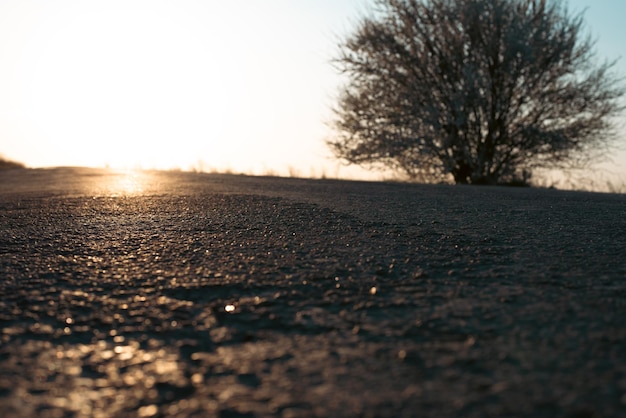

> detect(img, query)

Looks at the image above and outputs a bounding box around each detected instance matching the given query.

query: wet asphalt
[0,167,625,417]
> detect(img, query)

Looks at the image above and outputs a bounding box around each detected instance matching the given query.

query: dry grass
[147,159,626,194]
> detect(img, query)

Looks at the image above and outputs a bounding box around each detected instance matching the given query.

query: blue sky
[0,0,624,188]
[569,0,626,62]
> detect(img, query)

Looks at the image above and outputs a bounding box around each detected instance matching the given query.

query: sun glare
[6,2,271,171]
[0,1,373,179]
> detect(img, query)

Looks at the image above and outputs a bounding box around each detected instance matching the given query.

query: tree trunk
[452,161,472,184]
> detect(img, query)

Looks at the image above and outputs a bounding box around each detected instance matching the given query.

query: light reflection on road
[98,170,146,197]
[0,167,165,197]
[10,339,195,417]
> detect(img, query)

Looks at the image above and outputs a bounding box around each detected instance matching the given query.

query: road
[1,167,625,417]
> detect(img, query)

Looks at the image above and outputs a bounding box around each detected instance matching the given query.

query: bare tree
[329,0,624,185]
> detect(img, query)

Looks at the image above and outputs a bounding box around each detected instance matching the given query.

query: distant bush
[0,156,25,170]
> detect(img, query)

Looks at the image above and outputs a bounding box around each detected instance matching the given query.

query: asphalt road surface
[1,167,625,417]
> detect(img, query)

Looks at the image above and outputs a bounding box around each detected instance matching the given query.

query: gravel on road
[0,168,625,417]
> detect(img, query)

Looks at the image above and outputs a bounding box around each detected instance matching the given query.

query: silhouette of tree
[329,0,624,185]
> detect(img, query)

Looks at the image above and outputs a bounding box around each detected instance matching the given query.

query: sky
[0,0,625,187]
